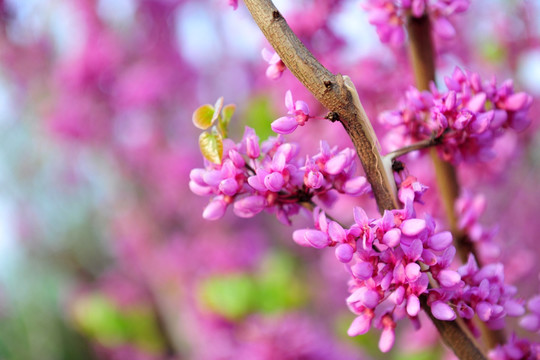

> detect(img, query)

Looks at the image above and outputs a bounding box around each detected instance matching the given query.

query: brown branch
[243,1,488,359]
[384,136,441,160]
[406,14,505,349]
[421,296,485,360]
[243,0,397,213]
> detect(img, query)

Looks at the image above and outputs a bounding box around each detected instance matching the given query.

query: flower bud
[233,195,266,218]
[202,199,227,220]
[264,172,285,192]
[271,116,298,135]
[335,244,354,263]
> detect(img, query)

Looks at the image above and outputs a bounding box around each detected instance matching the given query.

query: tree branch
[243,1,488,359]
[243,0,397,213]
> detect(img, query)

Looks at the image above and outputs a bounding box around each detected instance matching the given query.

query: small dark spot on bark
[324,80,333,89]
[392,160,405,172]
[272,10,281,20]
[325,112,340,122]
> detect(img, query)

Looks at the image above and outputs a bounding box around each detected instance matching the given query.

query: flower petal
[271,116,298,134]
[431,301,456,320]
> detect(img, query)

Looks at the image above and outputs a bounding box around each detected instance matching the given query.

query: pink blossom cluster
[292,175,527,352]
[489,334,540,360]
[294,176,459,352]
[444,254,524,331]
[362,0,470,45]
[190,127,370,224]
[380,67,533,163]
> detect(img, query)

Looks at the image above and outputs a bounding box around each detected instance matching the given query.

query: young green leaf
[192,104,215,130]
[199,131,223,164]
[218,104,236,137]
[212,97,224,124]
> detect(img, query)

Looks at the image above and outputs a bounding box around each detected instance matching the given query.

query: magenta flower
[233,195,266,218]
[228,0,238,10]
[271,90,311,134]
[431,300,457,321]
[380,67,533,164]
[192,127,370,224]
[202,197,228,220]
[363,0,469,46]
[261,48,286,80]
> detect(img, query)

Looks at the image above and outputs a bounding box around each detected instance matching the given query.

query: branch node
[323,80,333,91]
[392,160,405,172]
[325,111,340,122]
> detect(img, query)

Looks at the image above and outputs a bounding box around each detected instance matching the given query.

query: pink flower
[380,67,533,164]
[271,90,311,134]
[228,0,238,10]
[261,48,286,80]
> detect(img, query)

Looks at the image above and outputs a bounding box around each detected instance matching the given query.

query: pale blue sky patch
[518,50,540,95]
[176,3,224,68]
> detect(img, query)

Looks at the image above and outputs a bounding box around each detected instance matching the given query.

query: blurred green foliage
[72,293,165,354]
[197,251,308,321]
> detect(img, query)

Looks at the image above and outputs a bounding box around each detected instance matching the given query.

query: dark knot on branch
[272,10,281,21]
[325,111,340,122]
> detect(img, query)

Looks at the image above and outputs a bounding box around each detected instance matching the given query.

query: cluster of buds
[489,334,540,360]
[445,254,525,332]
[190,126,370,224]
[363,0,470,45]
[380,67,533,163]
[294,177,459,352]
[292,176,526,353]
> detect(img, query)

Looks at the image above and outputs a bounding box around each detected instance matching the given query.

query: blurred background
[0,0,539,359]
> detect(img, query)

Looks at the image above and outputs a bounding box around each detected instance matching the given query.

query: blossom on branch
[262,48,286,80]
[191,125,370,225]
[380,67,533,164]
[271,90,312,134]
[293,176,526,353]
[363,0,470,46]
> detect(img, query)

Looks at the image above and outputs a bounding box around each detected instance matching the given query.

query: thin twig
[384,136,441,161]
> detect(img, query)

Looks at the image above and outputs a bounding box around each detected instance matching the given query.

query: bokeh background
[0,0,539,359]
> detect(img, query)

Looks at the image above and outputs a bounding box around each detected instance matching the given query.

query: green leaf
[212,97,224,124]
[395,350,440,360]
[199,131,223,164]
[254,252,307,313]
[197,273,256,321]
[192,104,215,130]
[481,41,506,63]
[218,104,236,137]
[72,294,128,346]
[244,96,276,140]
[123,306,165,353]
